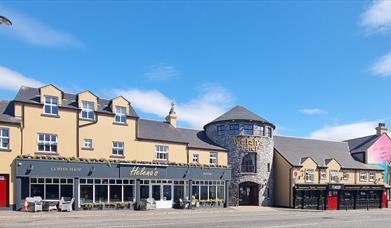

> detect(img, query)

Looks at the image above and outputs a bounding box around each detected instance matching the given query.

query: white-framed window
[305,169,314,183]
[320,170,327,180]
[360,171,368,182]
[243,124,253,135]
[81,101,95,120]
[44,96,58,115]
[217,125,225,136]
[369,171,376,182]
[343,170,349,180]
[37,134,58,153]
[192,154,199,163]
[229,124,239,135]
[83,139,92,149]
[330,170,338,183]
[115,106,126,124]
[155,145,168,161]
[112,141,124,156]
[0,128,9,149]
[210,152,217,165]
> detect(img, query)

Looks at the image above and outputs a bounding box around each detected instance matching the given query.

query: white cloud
[299,108,327,115]
[361,0,391,33]
[0,66,43,91]
[145,64,179,82]
[309,121,379,141]
[370,51,391,76]
[0,5,83,48]
[114,85,232,129]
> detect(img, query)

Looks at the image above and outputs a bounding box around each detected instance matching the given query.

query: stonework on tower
[204,105,275,206]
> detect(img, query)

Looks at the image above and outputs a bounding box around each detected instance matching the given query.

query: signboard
[233,136,263,152]
[328,184,344,190]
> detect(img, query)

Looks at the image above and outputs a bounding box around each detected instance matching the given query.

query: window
[81,101,95,120]
[320,170,327,180]
[192,154,199,163]
[267,127,273,137]
[155,145,168,161]
[217,125,225,136]
[83,139,92,149]
[330,170,338,183]
[210,152,217,165]
[360,171,368,182]
[229,124,239,135]
[305,169,314,183]
[254,126,263,136]
[241,152,256,173]
[115,106,126,124]
[267,163,270,172]
[191,180,225,202]
[37,134,57,153]
[44,96,58,115]
[30,178,73,200]
[112,141,124,156]
[343,170,349,180]
[0,128,9,149]
[243,124,253,135]
[369,171,376,182]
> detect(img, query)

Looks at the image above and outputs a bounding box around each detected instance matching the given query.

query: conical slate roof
[205,105,275,129]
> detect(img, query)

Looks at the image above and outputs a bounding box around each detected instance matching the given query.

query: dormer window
[244,124,253,135]
[115,106,126,124]
[44,96,58,115]
[81,101,94,120]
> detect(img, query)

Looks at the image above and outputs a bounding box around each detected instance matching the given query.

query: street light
[0,16,12,26]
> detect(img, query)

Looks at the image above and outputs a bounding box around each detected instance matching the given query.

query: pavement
[1,207,391,228]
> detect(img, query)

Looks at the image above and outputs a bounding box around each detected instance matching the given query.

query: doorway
[239,182,259,205]
[0,174,9,208]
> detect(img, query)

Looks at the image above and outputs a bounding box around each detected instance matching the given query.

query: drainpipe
[76,111,79,158]
[289,167,293,208]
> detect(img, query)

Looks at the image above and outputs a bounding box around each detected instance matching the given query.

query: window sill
[80,118,95,122]
[240,172,257,175]
[81,147,94,151]
[41,113,60,118]
[35,152,59,156]
[113,122,128,126]
[110,155,125,159]
[153,159,168,163]
[0,148,11,152]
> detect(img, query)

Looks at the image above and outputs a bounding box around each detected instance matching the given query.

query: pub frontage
[293,183,386,210]
[14,158,231,210]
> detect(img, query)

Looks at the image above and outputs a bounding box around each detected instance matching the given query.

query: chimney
[165,102,177,128]
[376,123,388,136]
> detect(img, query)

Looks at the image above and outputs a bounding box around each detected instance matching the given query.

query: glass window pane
[174,185,184,201]
[192,186,199,200]
[61,185,73,199]
[46,184,59,199]
[80,185,93,203]
[140,185,149,199]
[209,186,217,200]
[110,185,122,202]
[163,185,172,201]
[31,184,44,198]
[124,185,134,202]
[217,186,224,200]
[95,185,108,203]
[152,185,161,201]
[201,186,208,200]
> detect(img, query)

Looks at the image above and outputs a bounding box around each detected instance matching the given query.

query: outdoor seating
[27,197,43,212]
[43,200,58,212]
[146,198,156,210]
[59,197,74,212]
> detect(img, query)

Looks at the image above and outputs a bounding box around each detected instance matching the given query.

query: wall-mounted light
[88,166,95,176]
[17,162,22,167]
[28,164,34,172]
[220,171,225,179]
[183,169,189,178]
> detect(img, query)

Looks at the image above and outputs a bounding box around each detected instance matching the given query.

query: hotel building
[0,84,387,210]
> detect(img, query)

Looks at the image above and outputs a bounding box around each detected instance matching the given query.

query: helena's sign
[130,167,159,177]
[51,167,82,172]
[233,137,263,152]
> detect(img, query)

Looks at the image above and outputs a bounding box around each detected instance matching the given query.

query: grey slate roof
[205,105,275,129]
[274,136,382,170]
[14,86,138,118]
[177,128,227,151]
[344,135,380,154]
[0,100,21,124]
[137,119,226,151]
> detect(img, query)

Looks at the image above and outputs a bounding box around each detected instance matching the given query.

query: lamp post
[0,16,12,26]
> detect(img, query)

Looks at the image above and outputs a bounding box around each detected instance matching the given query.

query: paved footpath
[1,207,391,228]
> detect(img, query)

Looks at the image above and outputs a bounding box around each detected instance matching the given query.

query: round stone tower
[204,105,275,206]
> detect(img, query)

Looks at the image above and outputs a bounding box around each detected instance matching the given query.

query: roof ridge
[343,134,377,142]
[274,135,348,144]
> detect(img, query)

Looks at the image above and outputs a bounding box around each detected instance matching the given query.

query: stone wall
[205,120,274,206]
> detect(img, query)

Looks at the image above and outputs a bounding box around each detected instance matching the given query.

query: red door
[382,190,388,208]
[327,191,338,210]
[0,174,9,208]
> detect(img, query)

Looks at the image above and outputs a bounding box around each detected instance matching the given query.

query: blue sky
[1,1,391,140]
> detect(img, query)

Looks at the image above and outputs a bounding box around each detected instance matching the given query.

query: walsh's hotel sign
[233,136,263,152]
